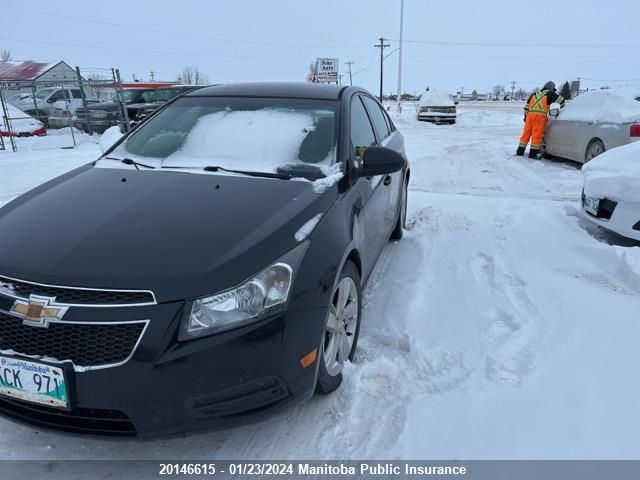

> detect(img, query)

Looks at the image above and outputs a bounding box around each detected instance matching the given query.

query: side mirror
[357,146,405,177]
[46,98,55,103]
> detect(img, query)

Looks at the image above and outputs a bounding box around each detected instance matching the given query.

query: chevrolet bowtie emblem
[10,295,68,328]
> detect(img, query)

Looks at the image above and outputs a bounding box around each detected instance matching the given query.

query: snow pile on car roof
[559,89,640,124]
[167,110,332,171]
[0,104,44,135]
[582,141,640,202]
[419,91,455,107]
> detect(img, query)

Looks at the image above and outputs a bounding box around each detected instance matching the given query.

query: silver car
[544,90,640,164]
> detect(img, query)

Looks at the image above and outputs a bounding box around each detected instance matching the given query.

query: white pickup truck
[8,87,91,126]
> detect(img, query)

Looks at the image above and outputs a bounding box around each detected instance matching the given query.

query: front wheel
[315,261,362,394]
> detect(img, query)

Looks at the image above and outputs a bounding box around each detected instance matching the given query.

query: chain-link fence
[0,68,130,152]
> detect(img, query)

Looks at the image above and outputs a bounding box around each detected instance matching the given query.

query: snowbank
[456,109,522,127]
[559,90,640,124]
[582,141,640,202]
[419,90,454,107]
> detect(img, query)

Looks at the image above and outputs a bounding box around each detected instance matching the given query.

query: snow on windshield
[582,141,640,203]
[558,90,640,124]
[164,109,324,171]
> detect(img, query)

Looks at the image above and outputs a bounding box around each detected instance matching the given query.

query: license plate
[0,356,69,408]
[583,196,600,215]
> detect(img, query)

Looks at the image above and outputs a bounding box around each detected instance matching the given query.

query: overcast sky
[1,0,638,94]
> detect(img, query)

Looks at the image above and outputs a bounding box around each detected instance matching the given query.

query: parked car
[544,89,640,164]
[9,87,86,126]
[581,141,640,241]
[0,82,410,436]
[48,99,103,129]
[0,104,46,137]
[74,85,202,134]
[416,90,457,124]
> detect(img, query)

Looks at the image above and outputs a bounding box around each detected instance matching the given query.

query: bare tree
[492,84,505,100]
[87,73,113,100]
[178,66,210,85]
[515,88,527,101]
[1,49,12,62]
[306,61,317,82]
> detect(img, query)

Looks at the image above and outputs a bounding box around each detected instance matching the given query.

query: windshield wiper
[161,165,293,180]
[105,156,156,170]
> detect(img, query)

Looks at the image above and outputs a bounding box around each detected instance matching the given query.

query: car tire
[585,139,605,163]
[390,178,408,240]
[315,260,362,395]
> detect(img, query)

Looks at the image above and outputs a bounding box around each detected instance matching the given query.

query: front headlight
[179,242,309,341]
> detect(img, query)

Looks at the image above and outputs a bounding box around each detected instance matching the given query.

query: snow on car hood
[419,91,455,107]
[0,104,44,134]
[582,141,640,203]
[558,89,640,124]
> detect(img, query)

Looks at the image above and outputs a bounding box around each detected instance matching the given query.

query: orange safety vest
[524,90,550,116]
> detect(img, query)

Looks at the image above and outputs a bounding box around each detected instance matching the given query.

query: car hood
[0,165,336,303]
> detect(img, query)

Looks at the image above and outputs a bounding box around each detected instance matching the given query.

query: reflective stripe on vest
[528,90,549,115]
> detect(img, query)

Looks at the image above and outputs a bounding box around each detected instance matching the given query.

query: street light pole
[345,61,355,86]
[396,0,404,113]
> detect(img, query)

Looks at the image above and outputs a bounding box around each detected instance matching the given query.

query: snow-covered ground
[1,103,640,460]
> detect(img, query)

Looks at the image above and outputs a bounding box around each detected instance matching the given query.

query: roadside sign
[315,58,339,84]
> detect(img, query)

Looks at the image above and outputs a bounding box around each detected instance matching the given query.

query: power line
[0,36,373,60]
[0,4,371,50]
[392,38,640,48]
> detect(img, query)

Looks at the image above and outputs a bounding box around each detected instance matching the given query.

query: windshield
[122,90,145,103]
[110,96,339,176]
[34,88,56,99]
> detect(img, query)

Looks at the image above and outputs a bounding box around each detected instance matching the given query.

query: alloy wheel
[323,277,359,377]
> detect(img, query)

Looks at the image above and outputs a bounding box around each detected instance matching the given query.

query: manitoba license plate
[583,196,600,216]
[0,356,68,408]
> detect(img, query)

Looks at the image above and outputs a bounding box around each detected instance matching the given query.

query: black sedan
[0,82,410,436]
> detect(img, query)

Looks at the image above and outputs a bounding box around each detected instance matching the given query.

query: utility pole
[396,0,404,113]
[345,61,355,86]
[150,71,156,81]
[510,81,516,101]
[374,37,390,102]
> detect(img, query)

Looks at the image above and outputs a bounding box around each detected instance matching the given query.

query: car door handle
[383,175,392,186]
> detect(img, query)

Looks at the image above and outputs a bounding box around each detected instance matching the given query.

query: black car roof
[186,82,350,100]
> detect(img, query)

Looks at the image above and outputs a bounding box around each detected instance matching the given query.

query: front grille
[0,313,145,368]
[0,398,136,435]
[0,275,155,305]
[429,106,455,113]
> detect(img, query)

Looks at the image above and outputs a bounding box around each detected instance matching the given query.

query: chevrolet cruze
[0,83,410,436]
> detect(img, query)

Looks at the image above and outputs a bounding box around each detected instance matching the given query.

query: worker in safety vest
[516,81,565,158]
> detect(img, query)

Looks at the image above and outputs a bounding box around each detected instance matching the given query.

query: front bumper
[0,297,325,437]
[581,194,640,242]
[47,117,73,129]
